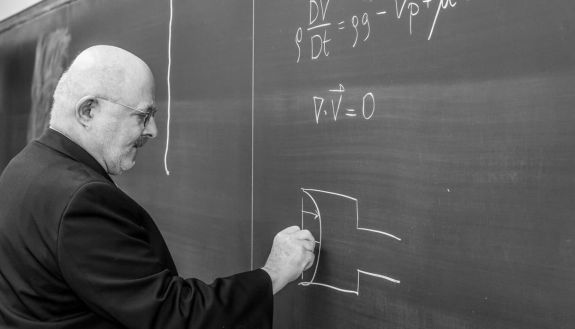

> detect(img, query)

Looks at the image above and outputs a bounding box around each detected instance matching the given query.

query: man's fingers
[264,227,318,294]
[279,227,315,244]
[302,240,316,252]
[303,252,315,271]
[293,229,314,241]
[280,225,300,234]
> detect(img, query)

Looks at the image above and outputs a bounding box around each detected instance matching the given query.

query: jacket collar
[36,128,113,183]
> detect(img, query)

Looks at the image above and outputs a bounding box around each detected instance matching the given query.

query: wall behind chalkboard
[2,1,575,328]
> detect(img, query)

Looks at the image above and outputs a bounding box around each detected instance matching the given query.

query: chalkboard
[1,0,575,328]
[252,1,575,328]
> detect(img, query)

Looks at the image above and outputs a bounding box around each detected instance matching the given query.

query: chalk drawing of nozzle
[299,188,401,296]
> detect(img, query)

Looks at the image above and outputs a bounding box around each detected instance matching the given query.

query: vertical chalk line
[250,0,255,270]
[163,0,173,176]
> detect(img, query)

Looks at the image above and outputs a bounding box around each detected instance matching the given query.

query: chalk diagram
[299,188,401,295]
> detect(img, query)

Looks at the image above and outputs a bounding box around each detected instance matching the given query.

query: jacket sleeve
[57,181,273,329]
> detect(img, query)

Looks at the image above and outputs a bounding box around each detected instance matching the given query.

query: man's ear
[75,96,97,128]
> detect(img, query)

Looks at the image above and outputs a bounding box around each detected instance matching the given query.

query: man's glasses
[95,96,157,127]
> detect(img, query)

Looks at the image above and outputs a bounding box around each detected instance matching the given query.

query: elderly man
[0,45,315,328]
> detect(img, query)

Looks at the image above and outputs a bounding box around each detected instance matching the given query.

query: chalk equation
[295,0,461,62]
[312,84,375,124]
[299,188,401,295]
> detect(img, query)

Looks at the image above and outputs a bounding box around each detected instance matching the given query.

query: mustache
[134,137,149,148]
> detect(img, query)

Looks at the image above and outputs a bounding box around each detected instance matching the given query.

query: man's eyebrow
[143,105,158,114]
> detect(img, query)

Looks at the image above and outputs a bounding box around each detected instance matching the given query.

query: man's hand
[262,226,316,295]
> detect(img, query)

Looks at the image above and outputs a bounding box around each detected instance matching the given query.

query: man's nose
[143,116,158,139]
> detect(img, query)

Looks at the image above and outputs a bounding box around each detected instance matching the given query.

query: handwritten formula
[312,84,375,124]
[295,0,460,62]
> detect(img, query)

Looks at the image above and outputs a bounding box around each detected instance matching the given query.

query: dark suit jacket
[0,129,273,329]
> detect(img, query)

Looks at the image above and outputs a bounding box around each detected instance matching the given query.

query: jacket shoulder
[0,140,116,252]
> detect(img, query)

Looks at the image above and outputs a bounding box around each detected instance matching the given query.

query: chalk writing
[312,84,375,124]
[295,0,463,62]
[299,188,401,295]
[396,0,457,40]
[164,0,174,175]
[351,12,371,48]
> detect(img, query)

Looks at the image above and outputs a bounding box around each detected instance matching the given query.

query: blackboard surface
[2,1,575,328]
[252,1,575,328]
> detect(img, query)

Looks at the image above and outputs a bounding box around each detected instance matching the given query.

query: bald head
[48,45,157,175]
[50,45,153,127]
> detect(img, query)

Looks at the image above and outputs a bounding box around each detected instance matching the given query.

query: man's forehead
[125,80,155,109]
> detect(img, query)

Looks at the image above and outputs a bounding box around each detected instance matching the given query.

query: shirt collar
[36,128,113,183]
